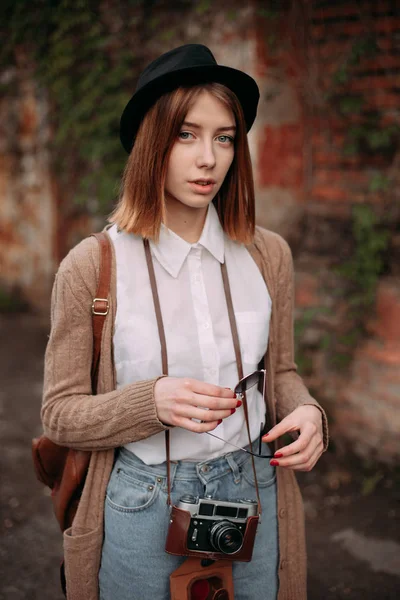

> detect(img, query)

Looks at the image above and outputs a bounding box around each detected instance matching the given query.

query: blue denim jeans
[99,442,278,600]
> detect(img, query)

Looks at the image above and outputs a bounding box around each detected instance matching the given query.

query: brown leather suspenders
[142,238,262,515]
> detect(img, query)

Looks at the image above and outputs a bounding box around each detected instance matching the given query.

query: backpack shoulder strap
[90,232,112,388]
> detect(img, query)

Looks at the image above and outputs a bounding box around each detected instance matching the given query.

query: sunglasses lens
[234,371,262,394]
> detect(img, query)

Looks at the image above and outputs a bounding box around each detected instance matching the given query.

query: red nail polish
[218,419,222,425]
[274,452,283,458]
[230,408,236,415]
[236,400,242,408]
[270,460,279,467]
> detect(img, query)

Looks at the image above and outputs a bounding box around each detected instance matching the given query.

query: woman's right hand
[154,377,238,432]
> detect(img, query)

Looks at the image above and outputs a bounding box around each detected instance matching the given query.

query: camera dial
[180,494,197,504]
[208,520,244,555]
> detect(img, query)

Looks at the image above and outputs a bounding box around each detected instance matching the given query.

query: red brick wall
[308,0,400,212]
[254,0,400,464]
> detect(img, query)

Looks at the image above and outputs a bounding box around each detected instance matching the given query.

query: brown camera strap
[144,237,171,496]
[91,232,112,387]
[220,260,262,515]
[143,239,262,515]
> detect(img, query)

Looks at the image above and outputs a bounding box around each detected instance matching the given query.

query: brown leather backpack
[31,231,112,532]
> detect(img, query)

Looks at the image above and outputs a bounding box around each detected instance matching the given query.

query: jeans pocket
[106,463,159,513]
[241,454,276,488]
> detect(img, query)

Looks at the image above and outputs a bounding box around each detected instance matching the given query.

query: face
[164,90,235,214]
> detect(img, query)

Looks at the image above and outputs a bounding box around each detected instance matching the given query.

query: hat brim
[120,64,259,153]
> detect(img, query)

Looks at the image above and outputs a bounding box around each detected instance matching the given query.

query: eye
[217,135,234,144]
[178,131,194,140]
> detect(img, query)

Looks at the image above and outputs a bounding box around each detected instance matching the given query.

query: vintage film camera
[165,495,259,562]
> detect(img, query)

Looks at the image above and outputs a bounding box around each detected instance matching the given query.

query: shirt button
[280,559,287,570]
[203,322,210,330]
[279,508,286,518]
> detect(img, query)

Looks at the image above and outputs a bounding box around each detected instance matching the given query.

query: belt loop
[165,461,178,495]
[226,453,241,485]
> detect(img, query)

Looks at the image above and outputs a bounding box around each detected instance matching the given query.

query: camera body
[165,495,259,562]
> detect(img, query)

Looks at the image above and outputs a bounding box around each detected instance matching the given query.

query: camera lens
[212,591,229,600]
[208,520,243,554]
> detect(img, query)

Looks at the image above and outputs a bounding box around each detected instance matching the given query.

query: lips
[188,179,216,195]
[190,178,216,186]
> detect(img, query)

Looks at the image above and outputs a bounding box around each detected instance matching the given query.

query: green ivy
[294,307,329,375]
[344,122,399,156]
[326,204,389,370]
[195,0,211,15]
[326,27,396,368]
[338,204,389,309]
[0,286,28,312]
[369,173,390,193]
[338,95,364,116]
[332,35,379,87]
[298,205,391,373]
[328,30,399,166]
[0,0,181,214]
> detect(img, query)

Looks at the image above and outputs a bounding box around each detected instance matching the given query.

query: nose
[196,140,216,169]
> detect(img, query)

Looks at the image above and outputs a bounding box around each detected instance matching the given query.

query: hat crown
[137,44,217,91]
[120,43,259,153]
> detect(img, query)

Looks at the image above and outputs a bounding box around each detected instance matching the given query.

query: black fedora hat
[120,44,260,153]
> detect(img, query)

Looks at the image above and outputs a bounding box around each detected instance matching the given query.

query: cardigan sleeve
[41,241,168,451]
[273,237,329,451]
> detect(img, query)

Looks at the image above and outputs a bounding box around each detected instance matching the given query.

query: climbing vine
[332,35,396,362]
[0,0,195,212]
[338,204,389,310]
[285,4,399,373]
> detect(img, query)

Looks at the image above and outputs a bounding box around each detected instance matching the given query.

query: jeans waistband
[117,439,267,483]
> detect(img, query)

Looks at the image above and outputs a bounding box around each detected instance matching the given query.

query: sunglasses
[205,369,273,459]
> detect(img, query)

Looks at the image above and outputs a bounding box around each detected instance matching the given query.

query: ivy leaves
[2,0,145,212]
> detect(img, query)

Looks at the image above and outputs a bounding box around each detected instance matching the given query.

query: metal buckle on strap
[92,298,109,316]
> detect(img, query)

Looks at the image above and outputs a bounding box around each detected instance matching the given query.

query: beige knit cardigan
[41,225,328,600]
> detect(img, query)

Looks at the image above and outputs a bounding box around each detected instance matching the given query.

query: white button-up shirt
[108,203,272,464]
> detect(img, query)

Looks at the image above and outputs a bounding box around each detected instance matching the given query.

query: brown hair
[110,83,255,244]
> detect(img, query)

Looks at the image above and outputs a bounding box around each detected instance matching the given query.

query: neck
[164,197,209,243]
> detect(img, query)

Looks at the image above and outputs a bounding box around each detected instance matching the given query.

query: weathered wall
[335,279,400,459]
[304,2,399,464]
[0,68,55,309]
[253,0,400,463]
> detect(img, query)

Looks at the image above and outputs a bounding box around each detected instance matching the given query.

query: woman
[41,44,328,600]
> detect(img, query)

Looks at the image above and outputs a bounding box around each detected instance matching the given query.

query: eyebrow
[182,121,236,133]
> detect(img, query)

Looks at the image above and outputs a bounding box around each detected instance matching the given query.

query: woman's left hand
[262,405,324,471]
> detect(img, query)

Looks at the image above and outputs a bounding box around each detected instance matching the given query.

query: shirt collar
[150,203,225,278]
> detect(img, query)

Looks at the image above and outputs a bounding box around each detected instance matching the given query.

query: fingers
[175,404,236,423]
[173,417,225,434]
[261,418,300,443]
[154,377,238,430]
[271,435,324,472]
[189,379,235,399]
[272,422,317,457]
[277,442,324,472]
[170,378,237,414]
[187,392,238,411]
[259,405,325,472]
